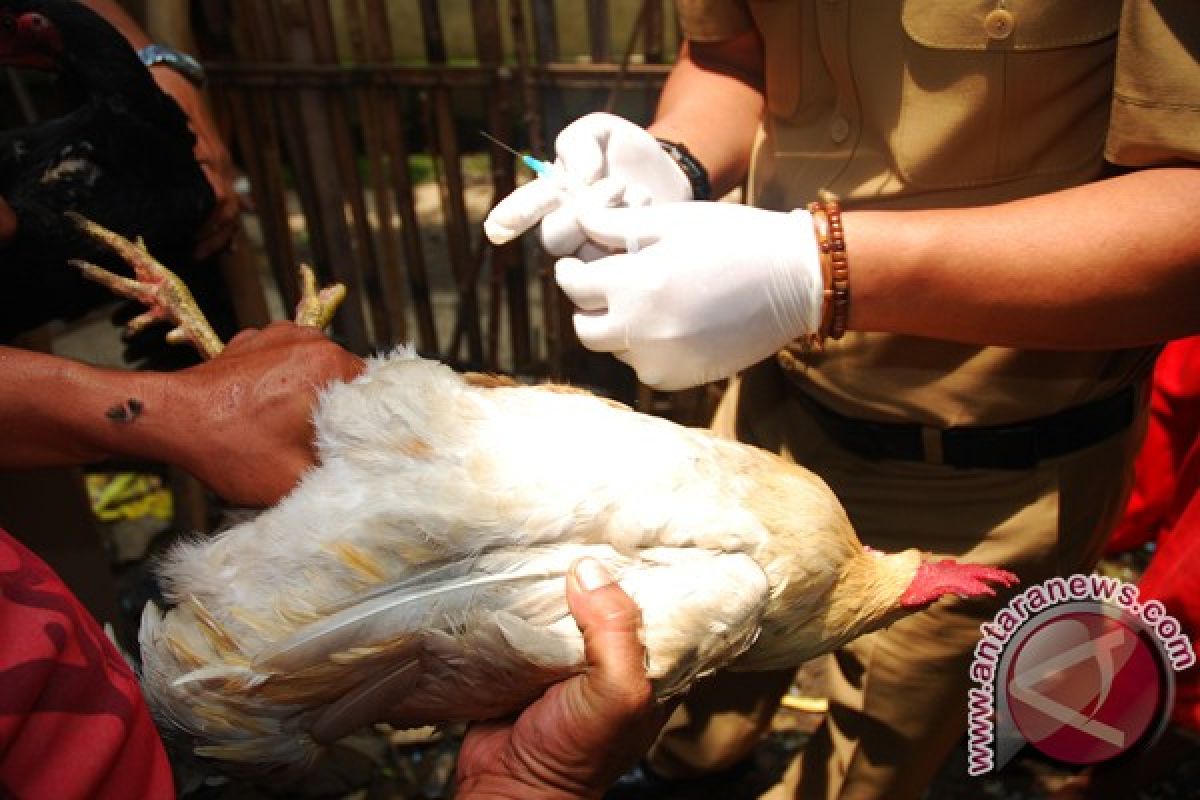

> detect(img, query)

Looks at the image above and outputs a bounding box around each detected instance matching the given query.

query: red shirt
[1107,336,1200,732]
[0,529,174,799]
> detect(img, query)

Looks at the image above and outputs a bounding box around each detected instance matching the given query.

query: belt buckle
[943,424,1040,470]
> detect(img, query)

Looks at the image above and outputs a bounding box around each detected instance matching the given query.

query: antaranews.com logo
[967,574,1196,775]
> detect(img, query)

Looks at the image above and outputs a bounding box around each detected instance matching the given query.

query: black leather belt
[795,385,1136,470]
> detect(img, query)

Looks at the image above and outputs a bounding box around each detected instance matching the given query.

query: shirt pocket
[893,0,1121,190]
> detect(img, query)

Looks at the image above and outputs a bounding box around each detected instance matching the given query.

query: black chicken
[0,0,222,344]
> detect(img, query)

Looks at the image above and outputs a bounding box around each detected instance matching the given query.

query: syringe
[480,130,555,178]
[481,130,640,252]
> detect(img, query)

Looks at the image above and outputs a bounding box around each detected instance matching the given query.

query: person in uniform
[485,1,1200,797]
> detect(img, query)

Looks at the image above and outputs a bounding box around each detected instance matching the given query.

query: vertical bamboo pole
[516,0,568,378]
[343,0,408,344]
[585,0,611,63]
[472,0,531,372]
[305,0,385,348]
[247,0,334,313]
[363,0,439,354]
[266,0,370,351]
[419,0,484,366]
[645,0,664,64]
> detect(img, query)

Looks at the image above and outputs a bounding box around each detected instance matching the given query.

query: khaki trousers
[646,361,1146,800]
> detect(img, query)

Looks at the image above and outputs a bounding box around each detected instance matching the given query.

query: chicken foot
[294,263,347,331]
[67,213,345,360]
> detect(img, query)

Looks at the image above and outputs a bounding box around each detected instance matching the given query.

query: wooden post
[419,0,484,366]
[362,0,440,354]
[473,0,531,372]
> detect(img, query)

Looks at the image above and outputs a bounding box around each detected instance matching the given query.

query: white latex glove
[483,113,693,258]
[556,203,824,390]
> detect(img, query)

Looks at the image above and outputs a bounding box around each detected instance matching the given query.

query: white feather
[138,349,889,769]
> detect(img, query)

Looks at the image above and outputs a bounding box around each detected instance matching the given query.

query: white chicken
[72,217,1017,770]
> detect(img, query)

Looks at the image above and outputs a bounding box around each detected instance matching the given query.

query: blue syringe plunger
[481,130,554,178]
[521,154,553,178]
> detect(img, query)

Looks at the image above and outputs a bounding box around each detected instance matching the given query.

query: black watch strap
[656,138,712,201]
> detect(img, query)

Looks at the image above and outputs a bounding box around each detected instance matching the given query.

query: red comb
[899,559,1019,609]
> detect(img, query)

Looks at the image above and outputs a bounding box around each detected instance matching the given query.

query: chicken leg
[67,212,345,358]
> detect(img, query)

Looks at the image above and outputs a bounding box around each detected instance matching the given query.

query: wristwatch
[138,44,206,88]
[656,138,712,201]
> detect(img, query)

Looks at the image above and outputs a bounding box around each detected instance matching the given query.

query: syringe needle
[480,130,554,178]
[479,130,522,158]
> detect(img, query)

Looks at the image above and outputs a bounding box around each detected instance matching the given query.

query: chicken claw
[293,263,346,329]
[67,212,225,359]
[67,214,347,362]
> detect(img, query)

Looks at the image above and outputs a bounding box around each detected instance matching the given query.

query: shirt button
[984,8,1015,40]
[830,116,850,143]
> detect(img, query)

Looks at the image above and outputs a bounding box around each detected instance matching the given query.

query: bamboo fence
[192,0,690,409]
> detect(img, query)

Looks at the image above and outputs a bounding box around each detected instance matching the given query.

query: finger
[484,178,565,245]
[225,321,324,353]
[576,240,615,262]
[578,175,627,209]
[622,183,654,208]
[554,258,608,312]
[259,320,325,342]
[223,328,261,352]
[566,559,651,711]
[540,176,628,256]
[577,206,667,253]
[540,205,586,256]
[625,359,666,390]
[555,114,616,183]
[573,311,628,354]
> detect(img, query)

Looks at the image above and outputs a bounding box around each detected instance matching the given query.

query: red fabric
[1105,336,1200,733]
[0,529,174,800]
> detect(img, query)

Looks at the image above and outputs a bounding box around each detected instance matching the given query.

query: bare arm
[649,31,766,199]
[846,167,1200,349]
[0,325,363,507]
[645,33,1199,349]
[0,346,165,467]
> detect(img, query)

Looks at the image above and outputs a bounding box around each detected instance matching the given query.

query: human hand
[151,68,242,259]
[484,112,692,259]
[160,322,363,506]
[456,559,669,800]
[557,203,824,390]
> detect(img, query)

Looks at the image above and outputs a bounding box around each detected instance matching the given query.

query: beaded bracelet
[806,193,850,341]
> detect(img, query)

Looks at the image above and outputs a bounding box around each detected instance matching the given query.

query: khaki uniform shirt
[675,0,1200,427]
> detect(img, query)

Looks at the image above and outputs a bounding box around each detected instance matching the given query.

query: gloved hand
[556,203,824,390]
[483,113,693,259]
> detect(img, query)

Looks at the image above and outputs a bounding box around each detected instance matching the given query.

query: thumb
[566,558,650,713]
[555,112,627,181]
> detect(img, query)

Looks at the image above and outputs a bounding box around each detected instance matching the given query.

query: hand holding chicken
[71,218,1015,772]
